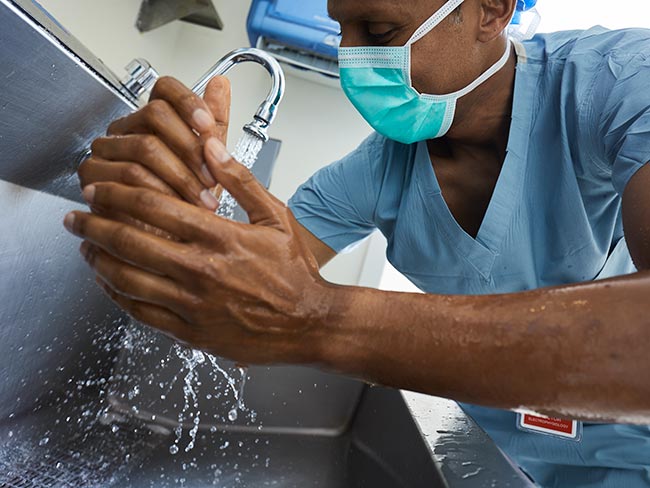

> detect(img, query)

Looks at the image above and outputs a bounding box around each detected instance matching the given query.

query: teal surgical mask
[338,0,512,144]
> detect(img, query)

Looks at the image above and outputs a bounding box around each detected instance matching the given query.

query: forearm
[314,271,650,423]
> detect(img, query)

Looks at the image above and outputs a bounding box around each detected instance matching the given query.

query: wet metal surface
[0,0,135,204]
[404,392,534,487]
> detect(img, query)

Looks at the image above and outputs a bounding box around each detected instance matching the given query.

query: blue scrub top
[289,27,650,487]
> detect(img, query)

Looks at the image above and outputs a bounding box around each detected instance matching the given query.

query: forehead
[327,0,418,22]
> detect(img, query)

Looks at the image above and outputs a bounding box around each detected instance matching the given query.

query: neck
[441,42,517,158]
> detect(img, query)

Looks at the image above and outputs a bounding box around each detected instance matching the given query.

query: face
[329,0,504,95]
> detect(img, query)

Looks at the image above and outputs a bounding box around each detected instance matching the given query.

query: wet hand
[78,76,231,211]
[65,138,334,364]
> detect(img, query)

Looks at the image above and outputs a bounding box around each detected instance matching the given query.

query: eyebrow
[328,1,409,24]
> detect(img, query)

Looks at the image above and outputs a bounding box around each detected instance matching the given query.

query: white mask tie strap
[407,0,466,45]
[449,39,512,99]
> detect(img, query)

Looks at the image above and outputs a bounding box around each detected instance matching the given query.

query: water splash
[169,131,265,453]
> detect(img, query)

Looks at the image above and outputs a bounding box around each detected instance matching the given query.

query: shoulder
[325,131,416,186]
[523,27,650,67]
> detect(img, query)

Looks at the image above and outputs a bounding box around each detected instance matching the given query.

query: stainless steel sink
[0,1,533,486]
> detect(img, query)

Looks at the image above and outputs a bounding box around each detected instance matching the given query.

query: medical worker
[64,0,650,485]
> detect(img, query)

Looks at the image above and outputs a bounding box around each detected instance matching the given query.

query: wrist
[306,281,377,377]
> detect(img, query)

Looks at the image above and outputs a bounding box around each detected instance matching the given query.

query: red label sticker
[517,413,581,440]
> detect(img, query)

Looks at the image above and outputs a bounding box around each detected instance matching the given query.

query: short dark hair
[450,5,463,23]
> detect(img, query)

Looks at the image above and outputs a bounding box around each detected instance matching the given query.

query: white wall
[37,0,373,286]
[537,0,650,32]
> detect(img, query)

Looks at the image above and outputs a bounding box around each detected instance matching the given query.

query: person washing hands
[64,0,650,485]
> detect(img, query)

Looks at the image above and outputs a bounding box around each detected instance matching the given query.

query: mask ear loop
[403,0,466,92]
[407,0,466,45]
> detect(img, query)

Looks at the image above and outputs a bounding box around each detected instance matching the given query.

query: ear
[477,0,517,42]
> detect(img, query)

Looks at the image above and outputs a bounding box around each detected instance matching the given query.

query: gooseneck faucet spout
[191,48,285,143]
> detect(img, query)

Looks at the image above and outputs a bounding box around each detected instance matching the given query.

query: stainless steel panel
[0,0,133,419]
[0,0,135,204]
[9,0,138,103]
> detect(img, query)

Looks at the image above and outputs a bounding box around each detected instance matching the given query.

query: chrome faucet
[191,48,285,142]
[83,48,284,166]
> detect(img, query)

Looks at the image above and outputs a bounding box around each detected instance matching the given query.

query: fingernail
[82,184,96,204]
[200,189,219,210]
[206,138,230,163]
[63,213,75,231]
[192,108,214,132]
[201,164,217,186]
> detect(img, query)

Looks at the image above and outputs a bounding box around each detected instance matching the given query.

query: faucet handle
[122,58,160,100]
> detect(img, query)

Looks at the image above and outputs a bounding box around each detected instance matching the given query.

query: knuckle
[138,134,161,158]
[207,75,231,93]
[90,138,104,154]
[229,165,254,185]
[110,266,130,289]
[145,99,170,122]
[241,168,255,183]
[199,259,222,283]
[151,76,175,96]
[179,297,202,323]
[106,117,126,135]
[128,301,147,323]
[178,171,197,191]
[133,188,158,209]
[110,225,135,253]
[121,164,147,185]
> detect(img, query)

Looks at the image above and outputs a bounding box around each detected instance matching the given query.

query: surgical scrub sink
[0,0,533,486]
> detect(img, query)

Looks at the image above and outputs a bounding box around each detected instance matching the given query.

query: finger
[64,210,193,281]
[149,76,221,140]
[80,182,235,245]
[82,241,193,311]
[95,276,192,345]
[204,138,283,226]
[90,136,217,209]
[79,156,178,198]
[107,99,214,188]
[76,159,177,238]
[203,76,231,146]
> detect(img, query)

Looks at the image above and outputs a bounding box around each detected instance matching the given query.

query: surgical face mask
[338,0,511,144]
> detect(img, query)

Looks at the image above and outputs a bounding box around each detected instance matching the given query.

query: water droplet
[169,444,179,455]
[39,437,49,446]
[228,408,238,422]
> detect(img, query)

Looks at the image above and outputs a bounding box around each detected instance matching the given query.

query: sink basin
[100,324,444,486]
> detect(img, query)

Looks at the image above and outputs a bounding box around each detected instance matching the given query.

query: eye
[366,23,398,43]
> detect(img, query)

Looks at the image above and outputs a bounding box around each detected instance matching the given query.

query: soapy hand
[78,76,231,211]
[64,138,334,365]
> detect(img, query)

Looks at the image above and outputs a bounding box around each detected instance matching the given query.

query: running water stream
[167,131,265,454]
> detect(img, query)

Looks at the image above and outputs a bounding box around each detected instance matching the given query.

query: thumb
[203,76,231,146]
[204,138,281,226]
